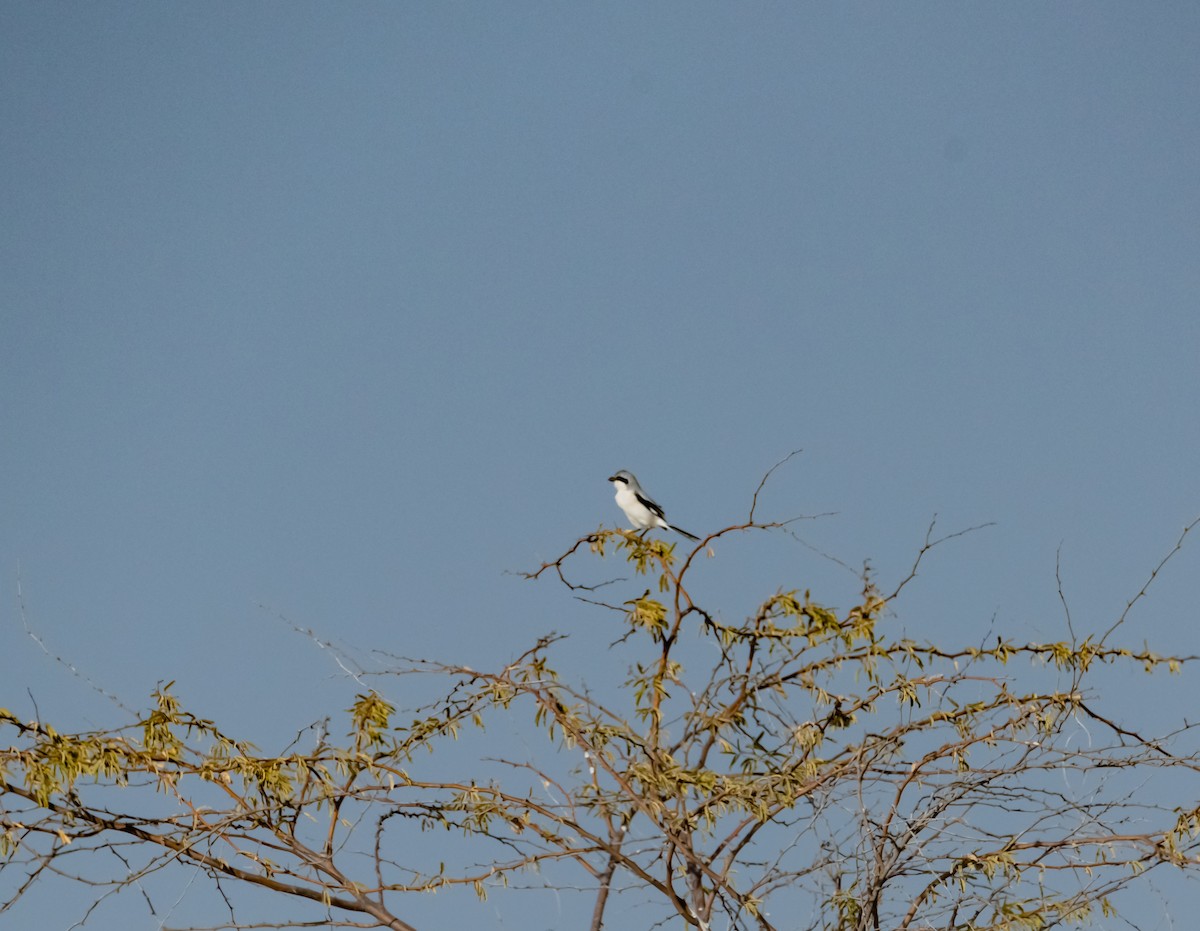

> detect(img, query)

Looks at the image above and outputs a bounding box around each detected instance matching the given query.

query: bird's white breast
[614,485,654,529]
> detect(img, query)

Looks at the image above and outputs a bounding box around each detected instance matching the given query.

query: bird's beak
[607,475,618,482]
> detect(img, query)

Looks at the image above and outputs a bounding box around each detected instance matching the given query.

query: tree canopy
[3,481,1199,931]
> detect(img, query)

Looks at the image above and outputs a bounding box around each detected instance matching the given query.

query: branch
[748,449,802,523]
[1100,515,1200,645]
[885,516,997,602]
[0,779,419,931]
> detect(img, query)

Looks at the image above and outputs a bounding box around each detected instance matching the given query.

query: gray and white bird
[608,470,700,541]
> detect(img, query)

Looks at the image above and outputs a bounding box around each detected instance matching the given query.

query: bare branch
[748,449,802,523]
[1100,514,1200,645]
[886,516,997,602]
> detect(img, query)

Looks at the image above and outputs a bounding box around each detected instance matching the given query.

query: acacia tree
[3,472,1199,931]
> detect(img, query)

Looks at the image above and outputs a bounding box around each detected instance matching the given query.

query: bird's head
[608,470,634,487]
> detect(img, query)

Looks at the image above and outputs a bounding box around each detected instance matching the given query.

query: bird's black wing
[635,491,666,521]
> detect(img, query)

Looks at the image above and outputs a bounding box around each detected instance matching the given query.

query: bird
[608,470,700,541]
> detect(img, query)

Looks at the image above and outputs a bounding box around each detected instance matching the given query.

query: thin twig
[1099,515,1200,646]
[14,568,133,715]
[749,449,802,523]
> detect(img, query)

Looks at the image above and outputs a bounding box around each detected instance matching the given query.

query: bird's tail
[670,525,701,541]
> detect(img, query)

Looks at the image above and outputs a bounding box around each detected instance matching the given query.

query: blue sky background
[2,4,1198,928]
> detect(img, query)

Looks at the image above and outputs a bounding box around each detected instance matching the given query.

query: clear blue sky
[3,4,1198,928]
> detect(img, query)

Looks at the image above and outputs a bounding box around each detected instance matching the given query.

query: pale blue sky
[3,4,1198,928]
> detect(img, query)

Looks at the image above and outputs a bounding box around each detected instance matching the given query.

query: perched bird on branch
[608,470,700,541]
